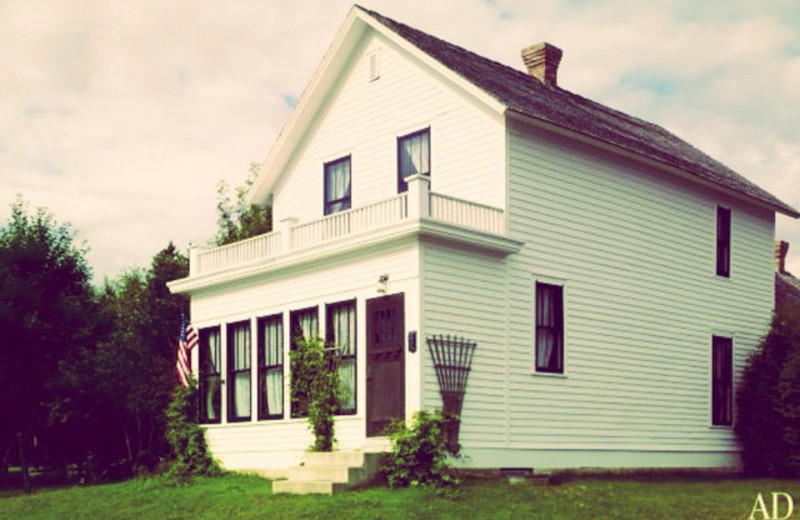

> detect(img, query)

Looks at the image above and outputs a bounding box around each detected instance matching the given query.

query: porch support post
[279,217,298,253]
[188,243,200,276]
[406,174,430,219]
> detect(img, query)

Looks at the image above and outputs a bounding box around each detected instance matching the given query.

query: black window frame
[535,282,564,374]
[712,335,734,426]
[323,156,352,216]
[326,299,357,416]
[716,206,731,278]
[257,314,284,421]
[289,306,319,418]
[198,326,222,425]
[226,320,252,423]
[397,128,431,193]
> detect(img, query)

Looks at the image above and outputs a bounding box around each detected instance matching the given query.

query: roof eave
[246,8,367,205]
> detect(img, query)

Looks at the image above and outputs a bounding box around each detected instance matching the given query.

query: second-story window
[397,128,430,193]
[324,156,351,215]
[716,206,731,277]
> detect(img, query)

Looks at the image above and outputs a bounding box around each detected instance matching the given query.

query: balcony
[181,175,521,286]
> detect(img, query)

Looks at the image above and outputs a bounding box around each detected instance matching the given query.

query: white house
[168,6,799,473]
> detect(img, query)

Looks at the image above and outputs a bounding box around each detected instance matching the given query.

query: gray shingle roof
[359,6,799,217]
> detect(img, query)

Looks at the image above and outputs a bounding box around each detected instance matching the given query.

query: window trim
[198,326,222,425]
[397,127,431,193]
[716,205,731,278]
[711,335,735,427]
[533,279,566,375]
[326,299,358,416]
[289,306,319,418]
[226,320,252,423]
[323,155,352,216]
[257,313,284,421]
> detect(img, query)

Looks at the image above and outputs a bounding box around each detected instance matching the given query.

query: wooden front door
[366,293,405,437]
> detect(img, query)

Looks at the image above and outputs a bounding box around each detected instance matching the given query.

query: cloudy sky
[2,0,799,281]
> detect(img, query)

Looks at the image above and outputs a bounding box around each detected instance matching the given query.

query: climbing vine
[164,378,221,482]
[289,337,341,451]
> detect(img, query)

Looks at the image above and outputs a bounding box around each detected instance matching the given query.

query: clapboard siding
[503,117,774,457]
[420,240,510,446]
[271,31,504,225]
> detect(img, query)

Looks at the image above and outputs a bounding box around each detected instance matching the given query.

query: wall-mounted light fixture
[377,273,389,294]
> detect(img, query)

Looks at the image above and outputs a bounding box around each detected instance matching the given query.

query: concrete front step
[287,465,363,483]
[301,450,366,467]
[272,479,337,495]
[272,450,385,495]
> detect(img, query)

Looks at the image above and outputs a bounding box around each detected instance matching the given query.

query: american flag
[176,316,199,387]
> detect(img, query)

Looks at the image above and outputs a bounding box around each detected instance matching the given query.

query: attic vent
[368,49,380,81]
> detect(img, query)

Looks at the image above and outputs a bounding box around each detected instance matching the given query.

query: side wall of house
[270,30,505,225]
[504,118,774,468]
[420,118,775,469]
[190,238,421,471]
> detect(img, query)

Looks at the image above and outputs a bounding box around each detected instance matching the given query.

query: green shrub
[736,300,800,477]
[164,379,221,481]
[382,410,459,490]
[289,337,341,452]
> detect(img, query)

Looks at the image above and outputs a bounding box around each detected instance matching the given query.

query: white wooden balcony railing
[191,175,506,276]
[430,193,504,236]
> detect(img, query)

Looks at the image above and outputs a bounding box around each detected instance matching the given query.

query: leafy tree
[0,197,96,492]
[91,243,189,465]
[736,294,800,476]
[214,163,272,246]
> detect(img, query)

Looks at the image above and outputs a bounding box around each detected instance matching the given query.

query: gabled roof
[357,6,798,218]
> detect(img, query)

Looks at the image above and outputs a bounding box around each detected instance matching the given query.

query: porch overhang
[168,219,522,295]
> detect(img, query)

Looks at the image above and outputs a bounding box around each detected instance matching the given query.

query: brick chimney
[775,240,789,274]
[521,42,563,87]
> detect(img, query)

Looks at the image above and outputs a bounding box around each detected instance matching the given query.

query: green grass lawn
[0,473,798,520]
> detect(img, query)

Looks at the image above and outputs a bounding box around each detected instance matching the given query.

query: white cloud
[1,0,799,278]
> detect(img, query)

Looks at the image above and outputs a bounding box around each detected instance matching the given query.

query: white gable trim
[247,6,506,205]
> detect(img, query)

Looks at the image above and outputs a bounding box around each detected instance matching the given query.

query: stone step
[270,450,387,495]
[301,450,366,467]
[287,465,359,483]
[272,479,335,495]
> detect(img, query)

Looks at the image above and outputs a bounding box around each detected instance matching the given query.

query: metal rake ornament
[426,334,477,454]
